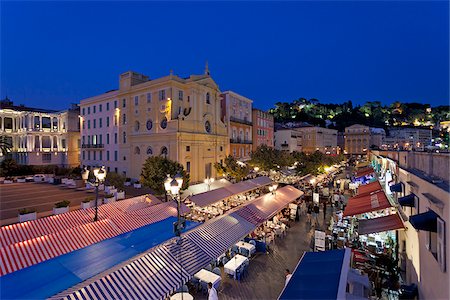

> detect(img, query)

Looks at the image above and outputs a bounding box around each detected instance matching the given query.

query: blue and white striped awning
[61,247,190,300]
[184,214,256,259]
[163,237,211,275]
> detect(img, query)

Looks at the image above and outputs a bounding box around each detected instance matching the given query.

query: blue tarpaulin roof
[279,249,348,300]
[0,217,199,299]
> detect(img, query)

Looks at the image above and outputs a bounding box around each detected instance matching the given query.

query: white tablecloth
[224,254,249,276]
[170,292,193,300]
[193,269,221,288]
[235,241,256,256]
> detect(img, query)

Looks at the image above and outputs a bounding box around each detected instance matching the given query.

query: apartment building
[297,126,338,154]
[80,69,229,183]
[221,91,253,160]
[252,108,274,150]
[274,128,302,152]
[383,127,432,150]
[370,150,449,300]
[344,124,385,155]
[0,98,80,167]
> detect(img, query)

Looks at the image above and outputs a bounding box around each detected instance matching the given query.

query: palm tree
[0,136,12,156]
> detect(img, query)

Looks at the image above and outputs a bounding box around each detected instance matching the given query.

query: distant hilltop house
[344,124,386,155]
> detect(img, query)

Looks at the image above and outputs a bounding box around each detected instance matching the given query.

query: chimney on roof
[119,71,149,90]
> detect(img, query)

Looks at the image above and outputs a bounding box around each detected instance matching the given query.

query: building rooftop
[0,97,59,113]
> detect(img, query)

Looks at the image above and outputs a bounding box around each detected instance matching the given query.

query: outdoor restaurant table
[193,269,221,288]
[224,254,249,277]
[235,241,256,256]
[170,292,193,300]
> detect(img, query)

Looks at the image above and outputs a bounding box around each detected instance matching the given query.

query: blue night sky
[1,1,449,111]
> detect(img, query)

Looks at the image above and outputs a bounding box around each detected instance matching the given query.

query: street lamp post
[204,177,215,192]
[82,166,106,222]
[164,172,185,299]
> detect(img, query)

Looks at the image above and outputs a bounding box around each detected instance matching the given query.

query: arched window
[206,92,210,104]
[161,146,168,157]
[134,146,140,155]
[134,121,140,132]
[146,147,153,155]
[146,119,153,131]
[205,120,211,133]
[160,117,168,129]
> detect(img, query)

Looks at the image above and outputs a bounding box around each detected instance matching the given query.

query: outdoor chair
[231,245,239,253]
[176,284,189,293]
[212,267,221,276]
[205,264,212,272]
[222,257,229,265]
[240,248,250,257]
[248,240,256,246]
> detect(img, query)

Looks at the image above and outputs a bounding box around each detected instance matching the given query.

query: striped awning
[357,181,382,196]
[355,167,374,178]
[224,180,258,194]
[189,177,273,207]
[184,214,255,259]
[358,213,405,235]
[343,190,392,217]
[188,188,234,207]
[248,176,273,186]
[0,197,183,276]
[61,247,190,300]
[1,219,121,275]
[163,237,211,275]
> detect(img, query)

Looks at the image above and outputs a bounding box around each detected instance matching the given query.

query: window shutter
[437,218,446,272]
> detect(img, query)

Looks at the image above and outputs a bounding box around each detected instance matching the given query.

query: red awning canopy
[358,213,405,235]
[355,167,374,178]
[343,190,392,217]
[357,181,382,196]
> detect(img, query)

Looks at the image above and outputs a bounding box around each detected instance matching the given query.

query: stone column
[39,116,42,131]
[39,136,43,151]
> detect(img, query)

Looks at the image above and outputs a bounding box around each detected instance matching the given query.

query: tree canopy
[214,155,249,182]
[140,156,189,195]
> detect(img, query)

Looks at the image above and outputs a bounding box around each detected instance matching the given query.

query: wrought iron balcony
[230,116,252,126]
[81,144,104,149]
[230,138,252,145]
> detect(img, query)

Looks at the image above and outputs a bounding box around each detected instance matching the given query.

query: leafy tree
[0,158,18,176]
[0,136,12,156]
[214,155,249,182]
[106,172,126,190]
[140,156,189,196]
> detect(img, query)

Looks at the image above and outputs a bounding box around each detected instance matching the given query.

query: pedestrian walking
[208,282,218,300]
[285,269,292,286]
[313,203,320,226]
[306,202,312,224]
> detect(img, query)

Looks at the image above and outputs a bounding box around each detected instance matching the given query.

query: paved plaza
[0,182,105,225]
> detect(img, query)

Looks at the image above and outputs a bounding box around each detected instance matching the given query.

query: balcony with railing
[230,116,252,126]
[230,138,252,145]
[81,144,104,149]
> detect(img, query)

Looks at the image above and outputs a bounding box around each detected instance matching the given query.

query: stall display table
[235,241,256,256]
[193,269,221,288]
[170,293,193,300]
[224,254,249,277]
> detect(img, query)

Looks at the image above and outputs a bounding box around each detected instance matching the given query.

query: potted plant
[18,208,37,222]
[124,178,132,186]
[133,181,142,189]
[104,193,115,204]
[81,197,94,209]
[17,176,26,183]
[4,177,14,184]
[115,190,125,200]
[53,200,70,215]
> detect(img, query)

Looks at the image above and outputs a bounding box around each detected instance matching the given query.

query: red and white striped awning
[0,197,181,276]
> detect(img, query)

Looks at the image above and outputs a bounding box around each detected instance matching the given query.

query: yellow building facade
[80,69,229,183]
